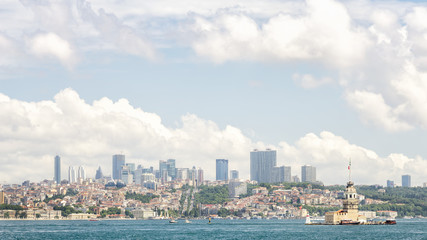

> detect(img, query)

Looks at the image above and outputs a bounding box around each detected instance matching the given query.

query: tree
[36,213,41,219]
[4,212,9,218]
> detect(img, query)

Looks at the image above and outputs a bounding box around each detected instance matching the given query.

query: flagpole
[348,158,351,182]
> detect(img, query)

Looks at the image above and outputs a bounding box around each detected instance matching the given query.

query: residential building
[77,166,86,180]
[216,159,228,181]
[250,149,276,183]
[301,165,316,183]
[112,154,125,180]
[197,168,204,184]
[402,175,411,187]
[230,170,239,180]
[0,191,4,204]
[228,180,247,198]
[271,166,291,183]
[68,166,76,183]
[95,166,103,179]
[386,180,394,188]
[167,159,176,180]
[54,155,61,184]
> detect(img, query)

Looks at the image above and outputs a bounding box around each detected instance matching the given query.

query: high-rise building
[121,166,133,184]
[95,166,103,179]
[228,179,247,198]
[216,159,229,181]
[250,149,277,183]
[54,155,61,184]
[176,168,189,180]
[386,180,395,188]
[402,175,411,187]
[271,166,292,183]
[112,154,125,180]
[292,175,300,183]
[230,170,239,180]
[167,159,176,180]
[68,166,76,183]
[197,168,204,184]
[77,166,86,180]
[301,165,316,183]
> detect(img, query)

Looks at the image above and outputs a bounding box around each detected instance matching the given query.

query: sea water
[0,219,426,239]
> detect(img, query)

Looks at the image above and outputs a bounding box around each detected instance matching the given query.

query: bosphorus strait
[0,219,426,240]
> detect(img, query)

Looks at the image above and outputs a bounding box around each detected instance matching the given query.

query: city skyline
[1,0,427,186]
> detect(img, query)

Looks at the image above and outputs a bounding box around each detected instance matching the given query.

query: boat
[340,220,360,225]
[385,219,396,225]
[185,219,191,223]
[88,218,99,221]
[169,219,177,223]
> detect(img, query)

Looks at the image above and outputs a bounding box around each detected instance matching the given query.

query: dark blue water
[0,219,426,239]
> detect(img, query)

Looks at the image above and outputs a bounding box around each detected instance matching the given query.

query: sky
[1,0,427,186]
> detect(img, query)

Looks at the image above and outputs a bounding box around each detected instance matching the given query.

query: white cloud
[0,89,425,186]
[292,73,333,89]
[191,0,369,66]
[29,32,78,68]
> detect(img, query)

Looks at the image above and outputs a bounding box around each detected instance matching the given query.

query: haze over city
[1,0,427,186]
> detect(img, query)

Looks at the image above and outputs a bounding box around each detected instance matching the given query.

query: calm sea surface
[0,219,426,239]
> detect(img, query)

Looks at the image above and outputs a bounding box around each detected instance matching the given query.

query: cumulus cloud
[0,89,425,186]
[191,0,369,66]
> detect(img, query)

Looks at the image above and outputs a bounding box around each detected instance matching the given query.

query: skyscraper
[250,149,277,183]
[54,155,61,184]
[95,166,103,179]
[386,180,395,188]
[112,154,125,180]
[68,166,76,183]
[402,175,411,187]
[301,165,316,183]
[197,168,204,184]
[77,166,86,180]
[216,159,229,181]
[230,170,239,180]
[167,159,176,180]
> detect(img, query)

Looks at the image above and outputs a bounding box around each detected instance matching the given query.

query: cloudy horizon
[1,0,427,186]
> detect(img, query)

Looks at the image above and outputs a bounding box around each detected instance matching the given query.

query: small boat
[385,219,396,225]
[169,219,177,223]
[89,218,99,221]
[340,220,360,225]
[185,219,191,223]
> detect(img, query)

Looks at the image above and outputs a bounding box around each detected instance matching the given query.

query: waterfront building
[325,180,366,224]
[95,166,103,179]
[54,155,61,184]
[68,166,76,183]
[402,175,411,187]
[301,165,316,183]
[0,191,4,204]
[216,159,229,181]
[250,149,277,183]
[386,180,394,188]
[230,170,239,180]
[112,154,125,180]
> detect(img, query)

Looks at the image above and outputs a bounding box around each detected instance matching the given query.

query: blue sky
[1,0,427,185]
